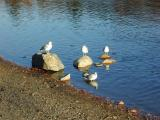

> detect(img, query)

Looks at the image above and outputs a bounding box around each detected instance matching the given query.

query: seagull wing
[88,74,94,80]
[40,45,45,50]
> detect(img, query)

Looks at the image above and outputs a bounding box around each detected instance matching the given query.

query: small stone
[94,62,103,67]
[130,109,137,114]
[118,100,125,106]
[60,74,71,81]
[113,116,118,119]
[129,109,138,116]
[118,100,125,109]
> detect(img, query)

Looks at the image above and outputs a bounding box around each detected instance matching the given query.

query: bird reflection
[84,80,98,89]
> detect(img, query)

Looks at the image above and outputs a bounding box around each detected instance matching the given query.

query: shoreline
[0,56,158,120]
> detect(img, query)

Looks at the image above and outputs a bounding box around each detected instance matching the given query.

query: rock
[129,109,138,116]
[94,62,103,67]
[60,74,71,81]
[102,59,116,65]
[118,100,125,109]
[32,52,64,72]
[118,101,125,106]
[73,56,93,68]
[99,54,111,59]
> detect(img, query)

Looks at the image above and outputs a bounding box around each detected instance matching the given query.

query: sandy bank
[0,56,148,120]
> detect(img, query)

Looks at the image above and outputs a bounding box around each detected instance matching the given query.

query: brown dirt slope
[0,57,145,120]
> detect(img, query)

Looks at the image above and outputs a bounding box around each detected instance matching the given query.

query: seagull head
[82,45,87,49]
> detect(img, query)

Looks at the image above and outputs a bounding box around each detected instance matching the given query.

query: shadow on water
[1,0,159,27]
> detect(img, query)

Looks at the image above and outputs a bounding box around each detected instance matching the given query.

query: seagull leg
[105,65,110,71]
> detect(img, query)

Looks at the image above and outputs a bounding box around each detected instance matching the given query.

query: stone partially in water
[99,54,111,60]
[60,74,71,81]
[32,52,64,72]
[118,100,125,109]
[102,59,116,65]
[73,56,93,68]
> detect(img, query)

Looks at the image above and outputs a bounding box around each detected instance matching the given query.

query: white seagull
[40,41,52,53]
[82,45,88,56]
[103,46,109,55]
[84,72,98,81]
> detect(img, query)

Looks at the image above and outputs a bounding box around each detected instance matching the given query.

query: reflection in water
[82,71,98,89]
[5,0,21,26]
[105,65,110,71]
[84,80,98,89]
[5,0,32,6]
[1,0,159,28]
[77,65,91,73]
[75,66,99,89]
[3,0,32,26]
[67,0,82,28]
[113,0,145,16]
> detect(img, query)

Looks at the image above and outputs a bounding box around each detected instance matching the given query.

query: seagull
[40,41,52,53]
[82,72,89,78]
[103,46,109,55]
[84,72,98,81]
[82,45,88,56]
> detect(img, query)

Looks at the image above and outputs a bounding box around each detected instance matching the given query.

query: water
[0,0,160,115]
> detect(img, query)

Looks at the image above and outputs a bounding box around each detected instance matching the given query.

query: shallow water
[0,0,160,115]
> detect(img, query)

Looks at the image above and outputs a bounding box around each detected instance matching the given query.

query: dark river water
[0,0,160,115]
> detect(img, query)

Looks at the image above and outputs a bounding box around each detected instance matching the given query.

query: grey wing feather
[40,45,46,50]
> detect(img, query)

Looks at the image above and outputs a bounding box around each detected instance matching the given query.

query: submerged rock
[73,55,93,68]
[32,52,64,72]
[94,62,103,67]
[102,59,116,65]
[78,65,91,72]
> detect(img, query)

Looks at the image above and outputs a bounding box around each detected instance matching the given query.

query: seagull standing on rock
[82,45,88,56]
[103,46,109,55]
[40,41,52,53]
[84,72,98,81]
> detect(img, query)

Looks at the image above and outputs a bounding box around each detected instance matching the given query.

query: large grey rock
[32,52,64,72]
[73,56,93,68]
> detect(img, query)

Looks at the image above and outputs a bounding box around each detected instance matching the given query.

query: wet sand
[0,56,147,120]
